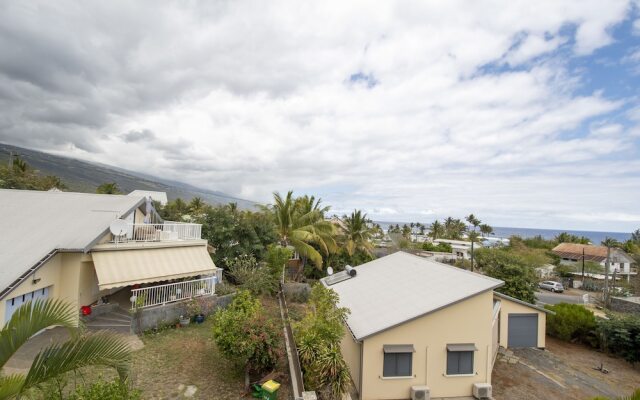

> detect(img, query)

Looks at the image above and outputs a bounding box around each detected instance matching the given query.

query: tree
[468,231,481,271]
[631,229,640,245]
[0,299,132,399]
[11,156,29,174]
[188,197,206,215]
[554,232,590,244]
[466,214,481,231]
[477,249,537,303]
[212,291,282,375]
[401,224,412,239]
[429,220,444,240]
[341,210,374,257]
[96,182,122,195]
[601,237,620,307]
[479,224,493,237]
[272,191,336,270]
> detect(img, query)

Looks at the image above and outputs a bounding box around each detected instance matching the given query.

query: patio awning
[92,245,216,290]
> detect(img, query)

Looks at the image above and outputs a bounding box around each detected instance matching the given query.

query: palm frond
[0,299,77,369]
[22,331,132,392]
[0,374,26,400]
[290,238,323,267]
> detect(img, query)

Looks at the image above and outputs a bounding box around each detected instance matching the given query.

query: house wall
[497,297,546,348]
[0,252,92,327]
[340,327,362,391]
[359,291,493,400]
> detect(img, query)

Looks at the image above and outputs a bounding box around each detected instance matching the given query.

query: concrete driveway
[535,290,584,305]
[493,337,640,400]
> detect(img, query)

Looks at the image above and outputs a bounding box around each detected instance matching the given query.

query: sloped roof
[0,189,143,297]
[321,251,503,340]
[128,190,168,205]
[552,243,634,263]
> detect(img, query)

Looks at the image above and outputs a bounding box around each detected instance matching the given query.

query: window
[446,344,476,375]
[383,344,414,377]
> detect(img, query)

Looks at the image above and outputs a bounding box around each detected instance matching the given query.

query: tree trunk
[604,246,610,307]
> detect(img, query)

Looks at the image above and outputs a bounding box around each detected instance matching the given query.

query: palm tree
[468,231,481,271]
[294,195,330,216]
[11,157,29,174]
[631,229,640,245]
[342,210,374,257]
[272,191,336,270]
[466,214,481,231]
[96,182,122,195]
[479,224,493,237]
[601,237,620,307]
[429,220,444,240]
[401,224,412,239]
[188,197,206,215]
[0,299,132,399]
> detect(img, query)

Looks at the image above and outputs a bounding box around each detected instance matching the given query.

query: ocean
[374,222,631,244]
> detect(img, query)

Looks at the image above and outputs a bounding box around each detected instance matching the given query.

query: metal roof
[551,243,634,264]
[321,251,503,340]
[128,190,168,205]
[0,189,143,297]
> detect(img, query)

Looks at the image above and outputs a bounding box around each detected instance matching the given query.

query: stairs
[84,307,132,335]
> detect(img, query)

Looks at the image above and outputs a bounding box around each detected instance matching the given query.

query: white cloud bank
[0,0,639,231]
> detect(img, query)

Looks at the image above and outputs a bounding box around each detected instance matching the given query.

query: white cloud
[0,0,638,231]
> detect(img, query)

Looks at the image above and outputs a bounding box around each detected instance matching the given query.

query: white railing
[113,222,202,243]
[130,276,216,310]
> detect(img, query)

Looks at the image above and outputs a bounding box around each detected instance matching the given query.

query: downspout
[359,341,364,400]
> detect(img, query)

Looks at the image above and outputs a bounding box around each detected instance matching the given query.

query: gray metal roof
[321,251,503,340]
[0,189,143,297]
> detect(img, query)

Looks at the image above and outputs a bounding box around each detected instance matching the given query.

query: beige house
[0,189,218,327]
[321,252,549,400]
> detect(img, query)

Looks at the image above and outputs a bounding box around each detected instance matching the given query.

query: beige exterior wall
[341,327,362,391]
[359,291,494,400]
[1,252,99,327]
[497,296,546,349]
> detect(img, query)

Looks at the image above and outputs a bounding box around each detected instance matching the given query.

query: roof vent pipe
[345,265,357,277]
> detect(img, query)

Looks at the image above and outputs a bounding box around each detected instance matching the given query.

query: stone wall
[610,297,640,315]
[132,293,236,333]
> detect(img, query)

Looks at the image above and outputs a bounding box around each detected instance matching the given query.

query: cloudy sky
[1,1,639,232]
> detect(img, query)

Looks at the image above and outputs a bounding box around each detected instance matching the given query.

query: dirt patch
[493,336,640,400]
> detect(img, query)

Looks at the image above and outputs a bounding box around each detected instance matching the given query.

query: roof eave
[493,291,555,314]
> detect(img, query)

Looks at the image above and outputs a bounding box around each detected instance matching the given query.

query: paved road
[535,290,584,305]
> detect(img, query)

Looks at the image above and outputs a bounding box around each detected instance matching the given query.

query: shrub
[545,303,597,344]
[422,242,452,253]
[212,290,282,373]
[227,254,278,296]
[294,284,351,399]
[265,245,292,282]
[597,313,640,364]
[590,388,640,400]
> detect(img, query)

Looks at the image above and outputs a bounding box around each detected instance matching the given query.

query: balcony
[111,222,202,243]
[130,276,216,310]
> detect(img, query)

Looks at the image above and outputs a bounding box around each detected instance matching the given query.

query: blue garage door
[508,313,538,348]
[4,286,50,323]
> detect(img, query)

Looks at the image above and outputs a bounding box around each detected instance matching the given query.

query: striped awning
[92,245,216,290]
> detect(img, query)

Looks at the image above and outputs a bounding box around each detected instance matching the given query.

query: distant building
[433,239,481,260]
[552,243,634,275]
[128,190,168,206]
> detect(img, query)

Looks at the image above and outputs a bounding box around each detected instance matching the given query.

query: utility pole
[581,248,585,284]
[604,245,611,308]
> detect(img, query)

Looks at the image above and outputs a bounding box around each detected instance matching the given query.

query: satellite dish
[327,267,334,276]
[109,219,128,236]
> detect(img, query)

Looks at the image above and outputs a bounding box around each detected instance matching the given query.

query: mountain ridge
[0,143,257,208]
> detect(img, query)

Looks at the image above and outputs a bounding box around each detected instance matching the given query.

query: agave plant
[0,299,132,399]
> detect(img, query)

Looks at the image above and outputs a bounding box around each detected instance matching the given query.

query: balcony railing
[112,222,202,243]
[130,276,216,310]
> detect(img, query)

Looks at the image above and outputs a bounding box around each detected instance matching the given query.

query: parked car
[539,280,564,293]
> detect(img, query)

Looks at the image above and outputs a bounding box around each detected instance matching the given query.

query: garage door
[508,313,538,348]
[4,286,50,323]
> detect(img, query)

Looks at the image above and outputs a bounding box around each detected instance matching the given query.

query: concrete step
[90,315,131,324]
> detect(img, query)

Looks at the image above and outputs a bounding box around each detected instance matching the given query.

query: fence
[130,277,215,310]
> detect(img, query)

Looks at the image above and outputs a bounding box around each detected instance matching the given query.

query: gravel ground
[493,336,640,400]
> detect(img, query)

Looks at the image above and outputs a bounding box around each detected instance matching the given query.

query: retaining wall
[132,293,236,332]
[611,297,640,315]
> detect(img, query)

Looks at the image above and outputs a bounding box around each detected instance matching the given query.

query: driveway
[535,290,584,305]
[493,337,640,400]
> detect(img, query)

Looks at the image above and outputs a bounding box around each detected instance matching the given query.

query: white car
[539,280,564,293]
